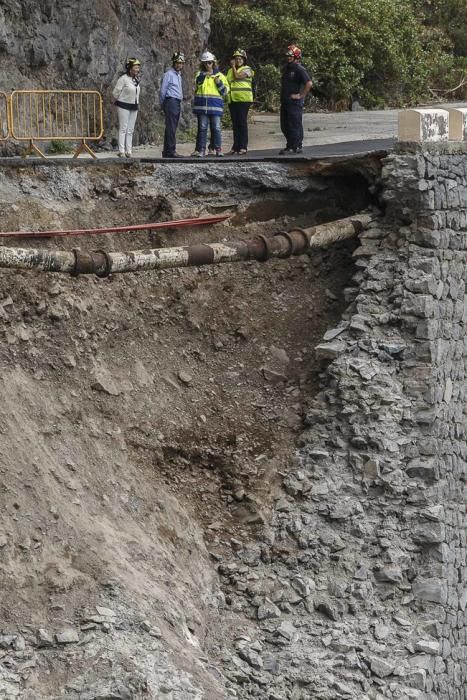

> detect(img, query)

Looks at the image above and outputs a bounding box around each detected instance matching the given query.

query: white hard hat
[200,50,215,62]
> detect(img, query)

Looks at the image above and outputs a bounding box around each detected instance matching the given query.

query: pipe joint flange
[283,228,309,256]
[71,248,96,277]
[92,249,112,278]
[273,230,291,258]
[254,234,273,262]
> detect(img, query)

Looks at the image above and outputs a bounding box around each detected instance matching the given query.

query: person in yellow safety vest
[226,49,254,155]
[192,51,229,157]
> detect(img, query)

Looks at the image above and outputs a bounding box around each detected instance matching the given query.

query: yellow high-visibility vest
[193,71,229,115]
[226,66,254,103]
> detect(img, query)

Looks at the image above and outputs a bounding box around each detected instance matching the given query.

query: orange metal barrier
[9,90,104,159]
[0,92,9,141]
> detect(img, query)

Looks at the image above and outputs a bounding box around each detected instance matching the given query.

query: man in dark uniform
[279,45,312,155]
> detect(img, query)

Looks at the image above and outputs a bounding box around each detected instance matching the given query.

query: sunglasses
[204,61,213,64]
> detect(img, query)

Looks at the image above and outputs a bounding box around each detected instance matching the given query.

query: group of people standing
[112,45,312,159]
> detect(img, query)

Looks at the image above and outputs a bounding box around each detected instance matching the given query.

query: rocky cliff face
[0,0,210,145]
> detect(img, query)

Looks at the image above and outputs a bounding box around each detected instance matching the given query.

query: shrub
[177,123,198,143]
[48,139,75,154]
[254,64,281,112]
[211,0,464,109]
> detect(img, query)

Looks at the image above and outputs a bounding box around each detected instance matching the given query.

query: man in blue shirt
[160,52,185,158]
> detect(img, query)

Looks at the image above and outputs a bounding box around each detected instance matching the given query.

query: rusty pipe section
[0,212,375,277]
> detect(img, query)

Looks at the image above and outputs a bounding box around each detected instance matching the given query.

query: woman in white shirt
[112,58,141,157]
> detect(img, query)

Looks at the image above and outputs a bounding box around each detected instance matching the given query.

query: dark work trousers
[162,97,181,156]
[280,99,304,149]
[229,101,252,151]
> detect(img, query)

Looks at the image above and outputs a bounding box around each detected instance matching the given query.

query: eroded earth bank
[0,149,465,700]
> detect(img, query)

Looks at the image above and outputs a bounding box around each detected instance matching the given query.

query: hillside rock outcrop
[0,0,210,144]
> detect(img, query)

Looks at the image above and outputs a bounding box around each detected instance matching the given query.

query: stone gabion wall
[215,146,467,700]
[378,144,467,698]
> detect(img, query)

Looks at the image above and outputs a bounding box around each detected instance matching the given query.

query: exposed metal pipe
[0,212,375,277]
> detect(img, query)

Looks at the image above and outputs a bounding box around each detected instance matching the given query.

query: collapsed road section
[0,154,379,699]
[6,145,467,699]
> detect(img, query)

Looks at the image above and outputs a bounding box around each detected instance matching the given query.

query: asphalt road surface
[120,103,464,161]
[136,109,400,161]
[150,138,396,162]
[6,103,466,162]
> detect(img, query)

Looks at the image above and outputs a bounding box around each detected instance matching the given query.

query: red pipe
[0,214,229,239]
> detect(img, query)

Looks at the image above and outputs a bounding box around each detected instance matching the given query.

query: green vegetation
[211,0,467,109]
[144,116,166,145]
[47,139,75,154]
[177,123,198,143]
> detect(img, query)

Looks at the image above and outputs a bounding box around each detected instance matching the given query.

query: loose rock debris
[0,162,364,699]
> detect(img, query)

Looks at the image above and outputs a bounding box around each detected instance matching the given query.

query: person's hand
[230,59,236,67]
[291,93,302,100]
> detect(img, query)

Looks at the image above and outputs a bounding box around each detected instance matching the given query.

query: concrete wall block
[399,109,449,143]
[448,109,467,141]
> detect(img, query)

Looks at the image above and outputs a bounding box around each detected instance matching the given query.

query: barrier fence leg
[73,139,97,159]
[23,139,46,159]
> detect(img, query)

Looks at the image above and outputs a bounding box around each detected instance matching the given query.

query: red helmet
[286,44,302,60]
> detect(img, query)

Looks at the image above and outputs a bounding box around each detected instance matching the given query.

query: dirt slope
[0,162,359,698]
